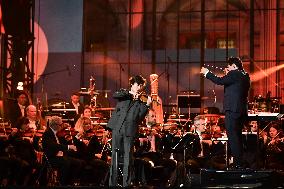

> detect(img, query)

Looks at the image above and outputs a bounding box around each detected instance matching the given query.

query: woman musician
[72,116,110,185]
[73,117,110,162]
[263,123,284,170]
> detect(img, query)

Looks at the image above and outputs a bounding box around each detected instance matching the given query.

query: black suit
[42,128,84,185]
[8,102,25,127]
[72,136,109,185]
[107,89,149,187]
[206,70,250,166]
[65,102,84,126]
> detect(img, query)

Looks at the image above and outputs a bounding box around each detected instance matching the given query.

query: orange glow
[131,0,143,29]
[92,55,117,66]
[251,64,284,82]
[91,55,130,86]
[0,5,5,33]
[30,22,49,83]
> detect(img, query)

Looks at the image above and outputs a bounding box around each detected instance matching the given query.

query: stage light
[17,82,24,90]
[251,64,284,82]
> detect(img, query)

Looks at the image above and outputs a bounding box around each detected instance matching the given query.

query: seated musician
[42,116,85,185]
[242,120,266,169]
[134,109,176,186]
[73,116,109,186]
[81,105,92,119]
[26,105,45,131]
[74,117,110,160]
[7,90,31,128]
[263,122,284,170]
[8,117,39,185]
[143,108,162,153]
[189,115,226,170]
[25,105,46,151]
[65,92,84,126]
[187,115,207,168]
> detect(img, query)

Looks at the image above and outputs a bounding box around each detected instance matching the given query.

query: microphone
[66,66,71,76]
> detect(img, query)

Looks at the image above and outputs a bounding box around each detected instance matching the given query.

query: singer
[107,75,152,187]
[200,57,250,169]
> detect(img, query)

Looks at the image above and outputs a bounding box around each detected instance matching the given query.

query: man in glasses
[200,57,250,169]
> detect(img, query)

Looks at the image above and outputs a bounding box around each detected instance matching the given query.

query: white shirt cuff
[204,70,209,77]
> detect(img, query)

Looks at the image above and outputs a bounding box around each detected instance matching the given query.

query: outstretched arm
[201,67,236,86]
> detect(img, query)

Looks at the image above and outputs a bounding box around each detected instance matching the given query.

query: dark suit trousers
[225,111,246,165]
[109,131,135,187]
[50,156,85,185]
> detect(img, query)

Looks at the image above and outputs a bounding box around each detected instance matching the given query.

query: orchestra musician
[189,115,208,168]
[263,123,284,170]
[8,91,31,128]
[74,117,109,160]
[134,108,176,187]
[73,116,109,186]
[65,92,84,126]
[242,121,266,169]
[42,116,85,185]
[201,56,250,169]
[24,105,46,151]
[7,117,38,185]
[107,75,152,188]
[137,108,162,154]
[26,105,45,131]
[186,115,226,171]
[81,105,92,119]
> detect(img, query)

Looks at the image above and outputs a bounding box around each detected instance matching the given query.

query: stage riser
[200,169,283,188]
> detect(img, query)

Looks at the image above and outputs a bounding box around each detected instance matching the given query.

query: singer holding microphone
[200,57,250,169]
[107,75,152,187]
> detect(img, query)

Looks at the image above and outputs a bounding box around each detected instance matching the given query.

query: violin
[56,123,78,143]
[82,128,97,140]
[201,132,211,140]
[137,90,155,105]
[22,128,36,138]
[139,92,149,103]
[268,137,284,146]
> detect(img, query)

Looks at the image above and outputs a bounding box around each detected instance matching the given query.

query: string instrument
[79,125,107,142]
[0,122,14,138]
[137,90,160,104]
[211,131,223,139]
[268,136,284,146]
[201,132,212,140]
[138,91,150,103]
[56,123,78,144]
[81,128,97,140]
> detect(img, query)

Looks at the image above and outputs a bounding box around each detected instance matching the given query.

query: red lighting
[30,22,49,83]
[0,5,5,33]
[130,0,143,29]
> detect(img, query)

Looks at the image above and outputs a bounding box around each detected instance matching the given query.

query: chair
[35,153,60,186]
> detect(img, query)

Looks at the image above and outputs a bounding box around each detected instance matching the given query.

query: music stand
[177,95,201,120]
[177,95,201,109]
[171,133,196,187]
